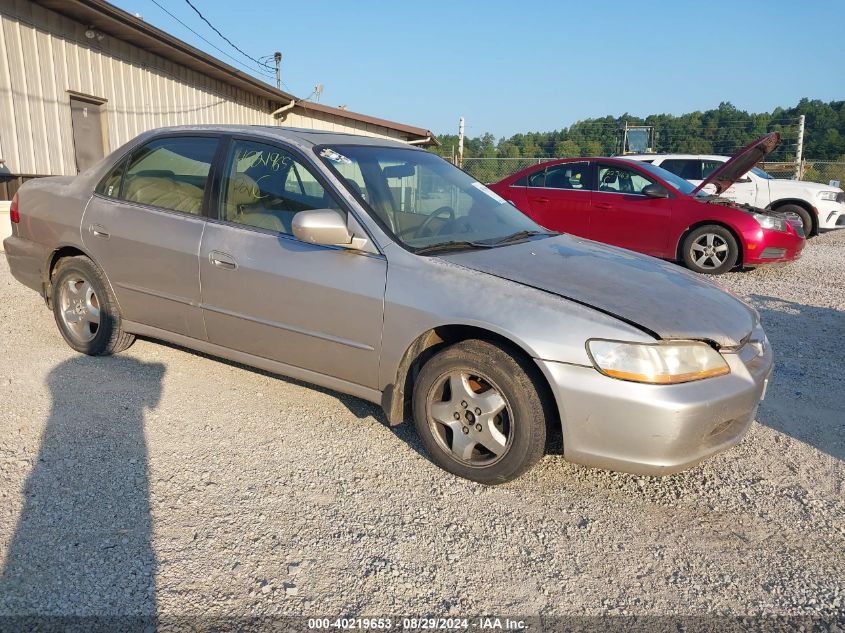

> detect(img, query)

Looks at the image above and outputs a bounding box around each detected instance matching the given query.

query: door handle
[535,197,551,203]
[89,224,110,238]
[209,251,237,270]
[594,203,613,210]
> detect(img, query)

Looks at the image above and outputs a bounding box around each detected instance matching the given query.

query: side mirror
[292,208,355,247]
[642,184,669,199]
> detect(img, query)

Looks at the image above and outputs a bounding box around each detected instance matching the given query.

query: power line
[147,0,274,79]
[182,0,274,71]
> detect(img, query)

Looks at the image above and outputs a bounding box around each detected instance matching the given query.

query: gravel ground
[0,231,843,627]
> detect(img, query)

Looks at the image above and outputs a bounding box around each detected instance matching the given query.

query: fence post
[457,117,465,169]
[795,114,805,180]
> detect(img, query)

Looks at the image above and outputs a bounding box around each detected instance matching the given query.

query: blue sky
[111,0,844,138]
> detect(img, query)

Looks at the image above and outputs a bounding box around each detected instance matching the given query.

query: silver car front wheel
[427,369,514,467]
[412,339,547,484]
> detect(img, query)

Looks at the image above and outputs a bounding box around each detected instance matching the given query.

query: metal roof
[31,0,436,144]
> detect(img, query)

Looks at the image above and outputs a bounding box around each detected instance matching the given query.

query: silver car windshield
[318,145,551,251]
[751,166,773,179]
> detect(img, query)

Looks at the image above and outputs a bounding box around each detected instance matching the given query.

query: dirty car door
[82,135,219,337]
[198,138,386,389]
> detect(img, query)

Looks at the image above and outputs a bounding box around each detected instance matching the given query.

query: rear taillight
[9,193,19,224]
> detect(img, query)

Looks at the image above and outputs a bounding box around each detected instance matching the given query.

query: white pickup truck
[626,154,845,237]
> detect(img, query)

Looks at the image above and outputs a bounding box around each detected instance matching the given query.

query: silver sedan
[3,126,772,483]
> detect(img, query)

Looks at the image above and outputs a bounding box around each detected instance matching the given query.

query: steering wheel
[414,206,455,238]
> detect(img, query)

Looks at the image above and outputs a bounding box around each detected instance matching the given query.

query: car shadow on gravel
[749,294,845,465]
[0,355,164,623]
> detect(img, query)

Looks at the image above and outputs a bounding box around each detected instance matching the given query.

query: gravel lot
[0,230,843,626]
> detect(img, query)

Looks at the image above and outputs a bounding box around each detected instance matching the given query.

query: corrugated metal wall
[0,0,407,179]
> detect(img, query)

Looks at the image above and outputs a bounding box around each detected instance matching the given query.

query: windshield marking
[319,148,352,164]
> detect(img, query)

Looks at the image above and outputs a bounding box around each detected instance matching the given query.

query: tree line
[431,99,845,164]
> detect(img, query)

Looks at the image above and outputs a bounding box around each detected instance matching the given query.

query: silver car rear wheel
[51,256,135,356]
[426,370,514,467]
[57,275,101,343]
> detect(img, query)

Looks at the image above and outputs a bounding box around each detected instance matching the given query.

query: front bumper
[743,227,805,266]
[817,201,845,230]
[538,336,773,475]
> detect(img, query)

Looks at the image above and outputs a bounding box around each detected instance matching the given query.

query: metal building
[0,0,436,200]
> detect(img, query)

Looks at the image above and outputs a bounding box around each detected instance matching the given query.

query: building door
[70,97,106,173]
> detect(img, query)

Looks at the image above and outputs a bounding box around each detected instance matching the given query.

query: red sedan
[488,133,805,274]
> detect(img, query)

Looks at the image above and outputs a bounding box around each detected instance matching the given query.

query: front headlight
[587,339,730,384]
[818,190,842,202]
[752,212,787,232]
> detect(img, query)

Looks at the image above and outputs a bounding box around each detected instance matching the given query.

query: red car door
[523,162,591,237]
[590,162,672,257]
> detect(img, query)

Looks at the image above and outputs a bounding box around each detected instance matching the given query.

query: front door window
[219,140,341,236]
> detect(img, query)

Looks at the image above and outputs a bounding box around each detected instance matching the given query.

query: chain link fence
[460,158,548,184]
[459,157,845,186]
[761,161,845,185]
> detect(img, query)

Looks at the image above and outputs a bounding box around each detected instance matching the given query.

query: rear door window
[120,137,219,214]
[527,163,589,190]
[658,159,702,180]
[702,160,723,178]
[95,158,127,198]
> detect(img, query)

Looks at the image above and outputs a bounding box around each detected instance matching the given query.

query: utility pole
[457,117,465,168]
[794,114,805,180]
[273,52,282,90]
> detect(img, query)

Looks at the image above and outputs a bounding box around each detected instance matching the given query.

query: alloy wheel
[58,276,101,343]
[691,233,730,269]
[426,370,514,467]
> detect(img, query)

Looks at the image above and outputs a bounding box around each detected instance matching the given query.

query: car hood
[771,178,842,193]
[439,235,756,348]
[692,132,780,195]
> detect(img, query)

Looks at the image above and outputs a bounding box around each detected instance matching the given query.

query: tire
[681,225,739,275]
[412,339,548,484]
[51,256,135,355]
[775,203,814,237]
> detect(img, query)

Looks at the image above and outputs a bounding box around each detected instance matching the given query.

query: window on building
[121,137,218,214]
